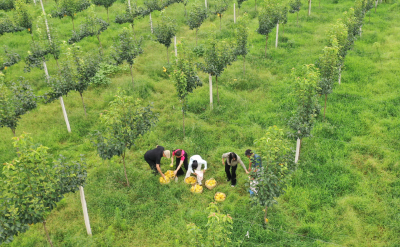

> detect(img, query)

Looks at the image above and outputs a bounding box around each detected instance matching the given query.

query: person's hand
[246,170,249,174]
[173,170,177,176]
[203,169,206,173]
[162,174,166,180]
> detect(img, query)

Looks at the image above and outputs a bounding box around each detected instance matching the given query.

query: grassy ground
[1,0,400,246]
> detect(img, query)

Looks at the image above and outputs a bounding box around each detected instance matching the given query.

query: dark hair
[245,149,253,156]
[174,149,182,157]
[192,160,198,170]
[228,152,237,163]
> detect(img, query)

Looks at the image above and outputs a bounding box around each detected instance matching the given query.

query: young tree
[327,20,348,84]
[13,0,33,39]
[68,5,109,53]
[153,15,177,64]
[0,133,87,245]
[317,38,339,119]
[0,16,25,35]
[211,0,228,31]
[171,44,202,137]
[115,1,142,36]
[197,39,235,109]
[0,0,14,11]
[248,126,297,223]
[257,2,279,57]
[92,0,117,22]
[288,64,320,141]
[289,0,301,27]
[52,0,91,31]
[187,3,207,46]
[111,28,143,86]
[92,90,157,187]
[275,3,287,48]
[236,0,247,16]
[280,6,288,36]
[0,78,37,136]
[143,0,162,33]
[234,22,248,75]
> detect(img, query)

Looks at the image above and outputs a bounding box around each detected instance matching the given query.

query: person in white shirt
[222,152,249,187]
[185,155,207,185]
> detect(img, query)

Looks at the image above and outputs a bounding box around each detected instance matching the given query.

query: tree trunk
[265,34,269,57]
[12,129,15,137]
[264,206,268,224]
[209,74,213,110]
[234,3,236,24]
[122,151,130,186]
[220,16,222,31]
[282,23,285,35]
[72,17,75,31]
[131,23,135,38]
[174,36,177,57]
[129,64,134,87]
[338,65,342,85]
[167,46,169,64]
[55,59,60,69]
[79,92,87,116]
[182,104,185,138]
[60,96,72,133]
[216,75,220,105]
[308,0,311,16]
[196,29,198,46]
[184,5,187,16]
[275,23,279,48]
[324,94,327,119]
[150,13,153,33]
[243,55,246,75]
[97,35,103,55]
[360,25,362,37]
[107,7,109,22]
[43,221,54,247]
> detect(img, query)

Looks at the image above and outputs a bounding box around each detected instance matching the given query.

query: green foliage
[289,0,301,13]
[0,16,24,35]
[317,38,339,96]
[187,3,207,31]
[234,21,248,58]
[211,0,228,30]
[13,0,32,33]
[112,28,143,67]
[115,2,142,26]
[237,0,247,9]
[0,133,87,244]
[51,0,91,29]
[198,39,235,77]
[142,0,162,15]
[327,19,348,66]
[91,89,157,185]
[89,62,119,87]
[153,15,177,49]
[68,5,109,45]
[187,202,234,247]
[249,126,297,207]
[92,0,117,21]
[0,46,20,71]
[342,8,359,51]
[288,64,320,139]
[257,2,279,36]
[0,0,14,11]
[0,78,37,134]
[113,207,128,231]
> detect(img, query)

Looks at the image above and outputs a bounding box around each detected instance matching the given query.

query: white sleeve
[188,157,194,174]
[202,159,207,170]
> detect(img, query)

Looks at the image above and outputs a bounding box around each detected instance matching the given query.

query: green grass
[1,0,400,246]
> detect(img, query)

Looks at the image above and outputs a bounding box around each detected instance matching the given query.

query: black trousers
[225,161,238,185]
[144,154,158,175]
[176,152,189,176]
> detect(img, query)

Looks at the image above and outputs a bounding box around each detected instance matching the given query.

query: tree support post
[308,0,311,16]
[79,186,92,236]
[275,23,279,48]
[150,13,153,33]
[209,74,213,110]
[295,137,300,163]
[234,3,236,24]
[60,97,72,133]
[174,36,177,57]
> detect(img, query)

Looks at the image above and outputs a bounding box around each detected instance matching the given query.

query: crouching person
[144,145,171,180]
[185,155,207,185]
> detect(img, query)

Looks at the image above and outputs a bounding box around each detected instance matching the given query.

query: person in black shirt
[144,145,171,180]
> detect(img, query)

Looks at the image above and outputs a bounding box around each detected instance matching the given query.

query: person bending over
[186,155,207,185]
[222,152,249,187]
[171,149,189,177]
[144,145,171,180]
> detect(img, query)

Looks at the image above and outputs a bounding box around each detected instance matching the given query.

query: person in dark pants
[144,145,171,180]
[170,149,189,178]
[222,152,249,187]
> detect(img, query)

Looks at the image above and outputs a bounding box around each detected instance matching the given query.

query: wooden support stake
[295,138,301,163]
[79,186,92,236]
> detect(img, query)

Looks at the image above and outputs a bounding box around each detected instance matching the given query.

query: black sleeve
[155,146,164,165]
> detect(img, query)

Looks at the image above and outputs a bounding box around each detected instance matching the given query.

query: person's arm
[221,153,228,166]
[156,164,166,180]
[174,160,184,176]
[203,160,207,172]
[238,157,249,174]
[170,154,174,167]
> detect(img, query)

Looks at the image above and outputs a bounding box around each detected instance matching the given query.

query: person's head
[192,160,198,170]
[245,149,253,158]
[174,150,182,157]
[163,150,171,159]
[229,152,237,163]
